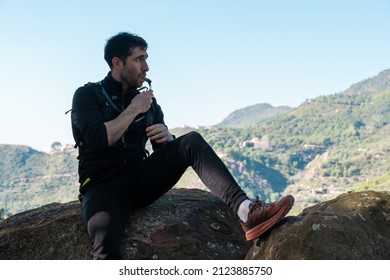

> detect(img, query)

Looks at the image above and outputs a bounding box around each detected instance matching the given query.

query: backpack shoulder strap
[86,82,122,113]
[84,82,156,125]
[65,82,103,114]
[85,82,107,107]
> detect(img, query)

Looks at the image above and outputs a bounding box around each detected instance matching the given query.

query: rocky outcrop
[0,189,250,260]
[246,191,390,260]
[1,190,389,260]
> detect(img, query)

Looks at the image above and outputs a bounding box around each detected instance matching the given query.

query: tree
[51,141,63,151]
[0,208,6,221]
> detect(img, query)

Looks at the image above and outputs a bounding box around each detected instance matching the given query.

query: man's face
[119,46,149,89]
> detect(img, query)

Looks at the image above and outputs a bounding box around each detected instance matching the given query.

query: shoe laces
[249,196,273,214]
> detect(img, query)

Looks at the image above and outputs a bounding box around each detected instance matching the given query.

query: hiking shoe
[241,195,294,241]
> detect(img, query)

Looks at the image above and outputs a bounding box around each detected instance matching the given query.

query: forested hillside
[1,69,390,218]
[175,69,390,213]
[0,144,79,218]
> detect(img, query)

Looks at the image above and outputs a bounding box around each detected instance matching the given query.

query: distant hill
[342,68,390,96]
[0,144,79,218]
[1,68,390,218]
[218,103,292,127]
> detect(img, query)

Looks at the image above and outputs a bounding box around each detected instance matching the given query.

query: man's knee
[181,131,206,147]
[87,211,123,260]
[88,211,114,233]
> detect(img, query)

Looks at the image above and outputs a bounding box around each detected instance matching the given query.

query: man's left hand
[146,124,174,144]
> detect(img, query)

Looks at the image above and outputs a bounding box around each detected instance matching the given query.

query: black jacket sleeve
[71,86,109,151]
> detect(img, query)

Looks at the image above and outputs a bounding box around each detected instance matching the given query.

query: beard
[120,72,142,90]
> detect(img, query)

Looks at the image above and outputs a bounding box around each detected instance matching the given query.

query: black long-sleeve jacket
[71,72,166,193]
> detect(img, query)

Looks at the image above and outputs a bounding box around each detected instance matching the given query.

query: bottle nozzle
[145,78,152,89]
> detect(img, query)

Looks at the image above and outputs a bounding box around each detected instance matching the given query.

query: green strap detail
[82,177,91,187]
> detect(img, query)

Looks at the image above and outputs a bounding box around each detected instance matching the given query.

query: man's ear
[112,57,123,69]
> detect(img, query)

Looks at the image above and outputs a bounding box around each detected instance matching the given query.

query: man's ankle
[237,199,252,222]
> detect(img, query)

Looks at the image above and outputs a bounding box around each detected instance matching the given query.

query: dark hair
[104,32,148,68]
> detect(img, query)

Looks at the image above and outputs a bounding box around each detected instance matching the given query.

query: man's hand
[146,124,174,144]
[105,90,154,146]
[128,90,154,114]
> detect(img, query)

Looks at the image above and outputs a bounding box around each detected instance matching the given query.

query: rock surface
[0,189,250,260]
[1,190,389,260]
[246,191,390,260]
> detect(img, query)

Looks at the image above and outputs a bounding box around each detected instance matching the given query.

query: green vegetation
[0,208,7,221]
[176,69,390,211]
[350,172,390,192]
[0,144,79,216]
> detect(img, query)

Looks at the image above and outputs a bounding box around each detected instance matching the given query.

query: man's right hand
[105,89,154,146]
[128,90,154,114]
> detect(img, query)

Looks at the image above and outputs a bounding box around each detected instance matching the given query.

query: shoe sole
[245,195,294,241]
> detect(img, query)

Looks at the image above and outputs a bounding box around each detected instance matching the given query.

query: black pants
[81,131,249,259]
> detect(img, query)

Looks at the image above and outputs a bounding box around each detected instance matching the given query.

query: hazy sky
[0,0,389,151]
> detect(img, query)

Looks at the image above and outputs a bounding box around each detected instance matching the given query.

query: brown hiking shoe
[241,195,294,241]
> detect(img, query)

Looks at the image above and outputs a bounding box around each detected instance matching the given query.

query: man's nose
[143,61,149,72]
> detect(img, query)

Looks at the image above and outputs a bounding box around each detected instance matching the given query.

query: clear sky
[0,0,389,152]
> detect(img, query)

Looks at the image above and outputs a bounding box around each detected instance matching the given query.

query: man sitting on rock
[70,32,294,259]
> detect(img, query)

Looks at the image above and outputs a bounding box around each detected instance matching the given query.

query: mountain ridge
[218,103,292,127]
